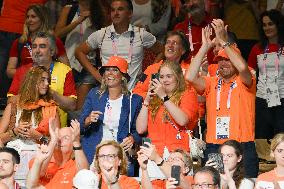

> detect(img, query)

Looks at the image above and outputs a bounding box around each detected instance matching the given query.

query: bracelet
[73,145,83,150]
[157,159,164,166]
[142,102,149,108]
[222,41,232,49]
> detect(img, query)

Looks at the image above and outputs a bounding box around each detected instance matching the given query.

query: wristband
[110,179,118,185]
[162,95,170,102]
[157,159,164,166]
[73,145,83,150]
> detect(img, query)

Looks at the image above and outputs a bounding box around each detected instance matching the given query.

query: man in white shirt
[75,0,164,89]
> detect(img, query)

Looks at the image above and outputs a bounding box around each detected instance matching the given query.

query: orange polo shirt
[45,159,77,189]
[147,87,199,155]
[151,176,194,189]
[203,75,256,144]
[101,175,140,189]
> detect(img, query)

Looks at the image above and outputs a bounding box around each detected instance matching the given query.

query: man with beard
[7,32,77,127]
[0,147,20,189]
[174,0,213,63]
[186,19,259,178]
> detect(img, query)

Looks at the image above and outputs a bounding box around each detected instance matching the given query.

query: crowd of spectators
[1,0,284,188]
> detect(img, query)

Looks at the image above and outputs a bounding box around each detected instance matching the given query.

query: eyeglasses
[192,183,216,189]
[98,154,118,161]
[221,153,235,159]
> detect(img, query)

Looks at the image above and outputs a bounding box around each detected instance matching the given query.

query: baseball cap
[73,169,98,189]
[213,45,241,62]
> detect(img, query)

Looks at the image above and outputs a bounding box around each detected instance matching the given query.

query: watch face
[40,137,49,145]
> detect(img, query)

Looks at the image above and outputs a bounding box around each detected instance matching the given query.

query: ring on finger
[24,128,28,132]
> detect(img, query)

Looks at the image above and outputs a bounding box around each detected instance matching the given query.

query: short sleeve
[55,37,66,57]
[86,29,104,50]
[9,39,20,58]
[247,44,259,69]
[63,71,77,97]
[141,29,156,48]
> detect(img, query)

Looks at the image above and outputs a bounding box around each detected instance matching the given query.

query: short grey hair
[32,31,57,55]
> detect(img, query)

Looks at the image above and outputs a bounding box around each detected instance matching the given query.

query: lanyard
[262,46,282,80]
[110,26,135,63]
[165,114,182,140]
[25,42,33,57]
[187,20,194,52]
[49,62,55,74]
[216,78,237,110]
[76,8,84,42]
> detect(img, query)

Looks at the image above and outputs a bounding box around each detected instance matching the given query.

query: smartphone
[151,73,160,81]
[208,153,224,174]
[171,165,181,185]
[142,137,152,147]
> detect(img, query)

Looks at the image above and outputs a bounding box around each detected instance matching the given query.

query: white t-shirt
[102,95,123,141]
[86,24,156,89]
[239,178,255,189]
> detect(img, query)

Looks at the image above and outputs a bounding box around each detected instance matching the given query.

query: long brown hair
[19,4,51,43]
[220,140,245,188]
[149,61,186,120]
[18,66,52,124]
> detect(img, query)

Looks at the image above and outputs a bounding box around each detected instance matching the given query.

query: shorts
[72,68,98,86]
[255,97,284,139]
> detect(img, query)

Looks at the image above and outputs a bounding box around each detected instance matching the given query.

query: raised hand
[201,26,214,51]
[70,119,81,144]
[49,117,59,143]
[137,150,148,170]
[35,144,52,162]
[151,79,167,100]
[211,19,228,44]
[144,81,156,105]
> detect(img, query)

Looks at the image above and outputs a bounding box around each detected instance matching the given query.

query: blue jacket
[79,87,143,164]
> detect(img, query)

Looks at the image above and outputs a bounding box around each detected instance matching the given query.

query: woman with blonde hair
[136,60,198,178]
[255,133,284,188]
[80,56,142,176]
[93,140,140,188]
[0,66,60,185]
[6,4,68,78]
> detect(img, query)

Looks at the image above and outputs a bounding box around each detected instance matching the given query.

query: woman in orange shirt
[136,60,199,159]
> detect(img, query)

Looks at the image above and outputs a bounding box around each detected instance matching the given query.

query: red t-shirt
[8,63,76,97]
[9,38,66,66]
[0,0,47,34]
[174,15,214,64]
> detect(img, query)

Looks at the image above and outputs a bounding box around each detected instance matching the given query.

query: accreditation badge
[51,76,57,84]
[265,82,281,107]
[216,117,230,139]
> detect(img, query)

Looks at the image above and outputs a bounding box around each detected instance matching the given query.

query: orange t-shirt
[133,60,190,99]
[101,175,140,189]
[45,159,77,189]
[0,0,47,34]
[151,176,194,189]
[256,169,284,188]
[147,87,199,155]
[203,75,256,144]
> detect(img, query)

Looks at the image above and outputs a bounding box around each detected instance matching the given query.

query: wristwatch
[157,159,164,166]
[73,145,83,150]
[162,95,170,102]
[39,136,49,144]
